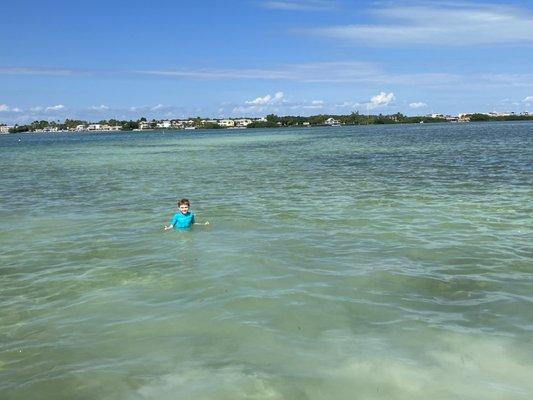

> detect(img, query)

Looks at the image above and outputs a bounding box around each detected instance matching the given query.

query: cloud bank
[245,91,285,106]
[305,3,533,46]
[45,104,65,111]
[261,0,337,11]
[0,104,22,113]
[368,92,395,109]
[3,62,533,89]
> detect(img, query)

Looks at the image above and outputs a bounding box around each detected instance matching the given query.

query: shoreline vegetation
[1,112,532,134]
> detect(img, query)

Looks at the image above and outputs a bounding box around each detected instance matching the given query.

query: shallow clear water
[1,122,532,399]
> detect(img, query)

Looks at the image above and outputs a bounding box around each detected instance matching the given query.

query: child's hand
[164,225,172,231]
[204,221,210,226]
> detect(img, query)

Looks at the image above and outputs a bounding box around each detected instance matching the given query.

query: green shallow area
[1,123,532,399]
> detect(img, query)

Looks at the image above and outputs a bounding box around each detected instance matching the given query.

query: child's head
[178,198,190,214]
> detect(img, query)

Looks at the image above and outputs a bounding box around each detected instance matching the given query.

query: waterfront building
[40,126,59,132]
[101,125,121,131]
[485,111,513,117]
[219,119,235,127]
[139,121,153,130]
[235,119,253,127]
[87,124,121,131]
[325,117,340,126]
[0,125,14,134]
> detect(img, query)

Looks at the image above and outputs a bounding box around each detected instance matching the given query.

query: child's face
[179,204,189,214]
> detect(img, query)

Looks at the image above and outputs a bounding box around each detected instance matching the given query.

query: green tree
[122,121,139,130]
[266,114,279,123]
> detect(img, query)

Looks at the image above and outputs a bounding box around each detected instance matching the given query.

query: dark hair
[178,198,190,206]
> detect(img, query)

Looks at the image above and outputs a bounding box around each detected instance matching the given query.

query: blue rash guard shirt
[170,212,195,229]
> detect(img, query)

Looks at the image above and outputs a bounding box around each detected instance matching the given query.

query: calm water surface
[1,122,532,399]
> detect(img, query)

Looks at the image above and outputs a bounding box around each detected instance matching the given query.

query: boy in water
[164,198,208,230]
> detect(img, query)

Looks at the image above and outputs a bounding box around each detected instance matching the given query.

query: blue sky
[2,0,533,123]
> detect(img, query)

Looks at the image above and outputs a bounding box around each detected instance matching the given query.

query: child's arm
[193,214,210,225]
[164,214,178,230]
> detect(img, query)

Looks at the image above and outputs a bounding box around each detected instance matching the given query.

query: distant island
[1,111,532,134]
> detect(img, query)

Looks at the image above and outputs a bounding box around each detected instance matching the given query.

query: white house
[235,119,253,127]
[325,117,340,125]
[139,121,153,130]
[219,119,235,128]
[101,125,121,131]
[41,126,59,132]
[0,125,13,134]
[156,120,172,129]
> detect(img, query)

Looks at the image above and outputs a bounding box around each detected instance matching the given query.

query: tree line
[4,112,533,133]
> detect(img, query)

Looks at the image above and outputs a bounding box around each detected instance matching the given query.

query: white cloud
[233,95,355,116]
[289,99,326,110]
[523,96,533,102]
[0,60,486,88]
[245,94,273,106]
[234,92,316,116]
[261,0,337,11]
[124,104,191,117]
[0,104,21,112]
[0,104,201,125]
[140,63,530,88]
[0,67,76,76]
[409,102,427,108]
[368,92,395,109]
[334,101,360,109]
[306,3,533,46]
[45,104,65,111]
[90,104,109,111]
[137,62,379,83]
[245,91,285,105]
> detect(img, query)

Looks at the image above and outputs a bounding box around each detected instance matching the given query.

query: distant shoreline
[1,113,532,134]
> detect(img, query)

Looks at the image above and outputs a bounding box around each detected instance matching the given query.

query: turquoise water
[1,122,532,399]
